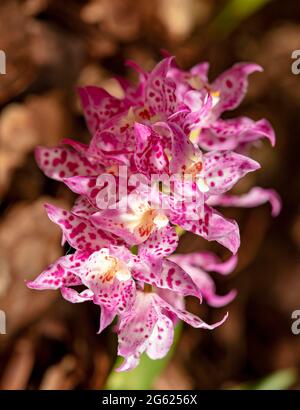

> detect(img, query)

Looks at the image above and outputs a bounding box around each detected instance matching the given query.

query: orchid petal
[71,196,98,218]
[146,315,174,360]
[155,294,228,329]
[203,151,260,195]
[26,253,86,290]
[78,86,126,134]
[60,287,94,303]
[35,146,100,181]
[211,62,263,116]
[138,225,178,259]
[145,57,177,117]
[169,253,236,307]
[170,203,240,254]
[199,117,275,150]
[132,257,201,300]
[207,186,281,217]
[44,203,119,252]
[98,306,117,334]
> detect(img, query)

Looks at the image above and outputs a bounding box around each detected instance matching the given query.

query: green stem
[210,0,272,36]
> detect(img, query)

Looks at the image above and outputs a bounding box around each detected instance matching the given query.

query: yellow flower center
[189,128,201,143]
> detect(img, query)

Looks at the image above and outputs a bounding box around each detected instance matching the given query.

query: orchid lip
[153,213,169,229]
[122,203,169,240]
[196,176,210,193]
[87,249,131,284]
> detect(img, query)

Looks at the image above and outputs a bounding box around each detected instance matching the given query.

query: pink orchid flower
[116,290,228,372]
[27,237,227,368]
[27,55,281,371]
[168,61,275,150]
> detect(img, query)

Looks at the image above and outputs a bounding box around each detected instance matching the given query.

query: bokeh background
[0,0,300,390]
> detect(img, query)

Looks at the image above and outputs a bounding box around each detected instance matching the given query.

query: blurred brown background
[0,0,300,390]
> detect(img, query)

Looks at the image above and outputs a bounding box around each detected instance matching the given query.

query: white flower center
[153,213,169,229]
[211,90,220,107]
[196,176,209,193]
[121,200,169,240]
[87,248,131,284]
[184,153,209,193]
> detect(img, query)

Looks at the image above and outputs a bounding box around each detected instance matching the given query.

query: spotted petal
[167,61,210,100]
[77,248,136,314]
[116,293,158,371]
[60,287,94,303]
[134,123,169,176]
[169,253,237,307]
[173,252,238,275]
[45,203,119,252]
[26,252,87,290]
[64,176,107,208]
[211,62,263,117]
[138,225,178,259]
[91,276,136,314]
[35,145,101,181]
[155,294,228,329]
[207,186,281,217]
[71,196,98,218]
[153,122,196,174]
[132,256,201,300]
[117,292,174,372]
[145,57,177,117]
[170,203,240,254]
[78,86,127,135]
[145,314,174,360]
[199,117,275,151]
[203,151,260,195]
